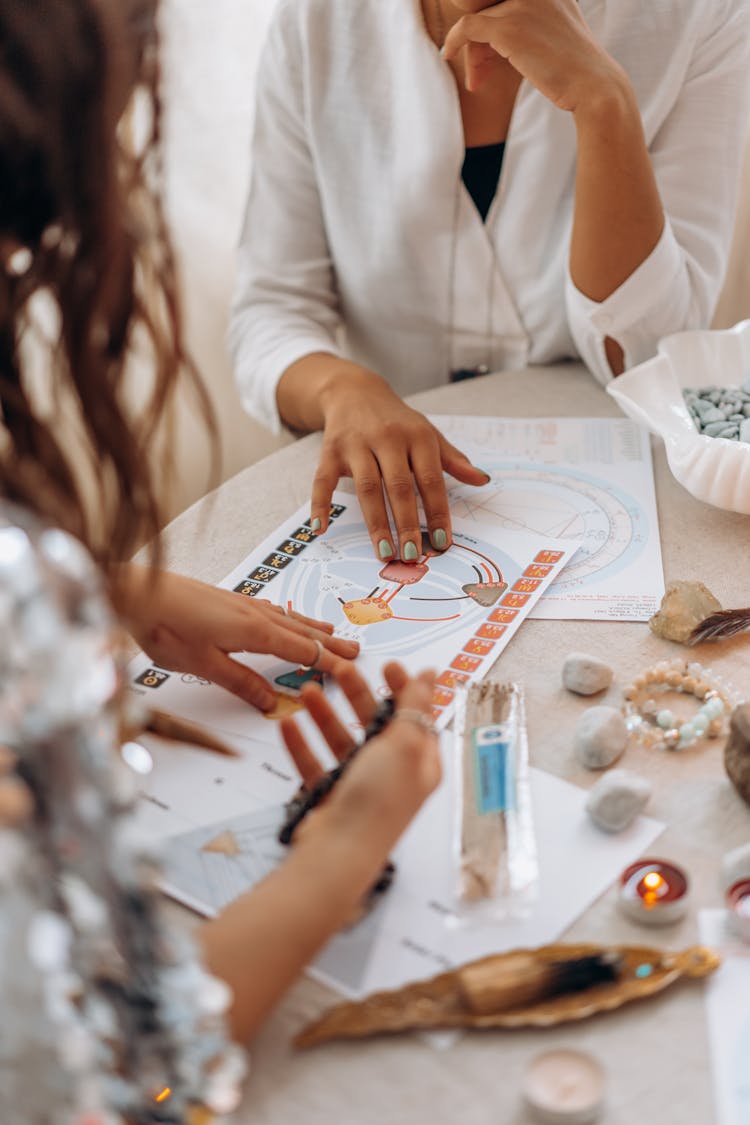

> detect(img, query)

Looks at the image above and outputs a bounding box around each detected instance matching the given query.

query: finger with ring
[393,708,437,735]
[303,638,325,670]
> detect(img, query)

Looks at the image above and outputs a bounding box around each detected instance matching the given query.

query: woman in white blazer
[230,0,750,561]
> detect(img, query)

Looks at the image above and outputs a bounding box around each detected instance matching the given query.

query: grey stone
[725,702,750,808]
[574,706,628,770]
[700,408,725,424]
[741,419,750,443]
[562,652,614,696]
[586,769,652,832]
[722,842,750,892]
[704,420,735,437]
[649,580,723,644]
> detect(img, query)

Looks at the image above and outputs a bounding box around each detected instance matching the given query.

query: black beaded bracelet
[278,697,397,904]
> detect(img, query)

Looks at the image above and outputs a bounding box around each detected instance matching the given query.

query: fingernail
[439,45,446,59]
[432,528,448,550]
[403,541,418,561]
[475,466,492,482]
[310,517,321,532]
[379,539,394,559]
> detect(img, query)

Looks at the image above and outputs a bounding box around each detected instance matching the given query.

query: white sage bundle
[454,681,539,921]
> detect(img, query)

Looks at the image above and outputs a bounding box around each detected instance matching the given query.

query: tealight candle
[523,1049,605,1124]
[618,858,690,926]
[726,879,750,943]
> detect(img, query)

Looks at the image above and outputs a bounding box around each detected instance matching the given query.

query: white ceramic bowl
[606,319,750,514]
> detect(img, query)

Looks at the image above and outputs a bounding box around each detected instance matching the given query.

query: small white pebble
[586,769,652,832]
[574,707,628,770]
[562,653,614,696]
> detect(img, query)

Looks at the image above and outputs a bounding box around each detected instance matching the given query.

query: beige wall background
[158,0,750,522]
[159,0,287,522]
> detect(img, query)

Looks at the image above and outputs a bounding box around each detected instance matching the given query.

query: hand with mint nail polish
[301,363,490,560]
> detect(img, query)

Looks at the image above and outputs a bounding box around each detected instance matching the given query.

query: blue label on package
[472,724,511,814]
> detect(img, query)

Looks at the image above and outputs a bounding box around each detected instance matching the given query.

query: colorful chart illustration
[275,522,520,657]
[449,463,649,590]
[435,417,664,621]
[129,497,576,731]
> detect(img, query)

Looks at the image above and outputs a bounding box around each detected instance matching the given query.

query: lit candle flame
[155,1088,172,1104]
[641,870,667,908]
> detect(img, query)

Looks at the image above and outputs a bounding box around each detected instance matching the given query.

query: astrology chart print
[216,494,576,729]
[434,416,665,621]
[128,494,577,736]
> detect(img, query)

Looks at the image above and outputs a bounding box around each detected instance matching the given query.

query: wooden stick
[141,710,241,758]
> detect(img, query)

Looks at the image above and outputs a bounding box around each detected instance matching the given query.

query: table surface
[161,363,750,1125]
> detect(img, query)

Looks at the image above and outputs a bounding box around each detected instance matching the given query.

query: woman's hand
[200,660,440,1041]
[116,567,359,712]
[444,0,623,109]
[311,367,489,560]
[280,661,441,858]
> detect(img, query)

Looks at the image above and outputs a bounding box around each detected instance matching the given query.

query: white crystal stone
[586,769,652,832]
[574,707,628,770]
[562,653,614,696]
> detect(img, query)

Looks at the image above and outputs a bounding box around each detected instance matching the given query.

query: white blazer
[230,0,750,433]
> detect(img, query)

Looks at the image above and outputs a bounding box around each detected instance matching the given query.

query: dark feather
[688,607,750,644]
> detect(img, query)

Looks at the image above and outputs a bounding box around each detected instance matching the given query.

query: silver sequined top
[0,505,243,1125]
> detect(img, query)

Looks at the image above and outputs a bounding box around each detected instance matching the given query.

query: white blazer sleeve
[566,0,750,384]
[228,2,344,434]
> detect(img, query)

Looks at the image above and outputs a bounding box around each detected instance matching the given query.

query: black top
[461,142,505,222]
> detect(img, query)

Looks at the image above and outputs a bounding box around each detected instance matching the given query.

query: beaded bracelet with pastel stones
[622,659,738,752]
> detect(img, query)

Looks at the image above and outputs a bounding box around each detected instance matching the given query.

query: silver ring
[393,708,437,735]
[303,638,325,671]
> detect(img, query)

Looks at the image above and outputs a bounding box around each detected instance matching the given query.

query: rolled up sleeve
[566,0,750,385]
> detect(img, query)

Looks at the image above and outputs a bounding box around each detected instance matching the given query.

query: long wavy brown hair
[0,0,214,568]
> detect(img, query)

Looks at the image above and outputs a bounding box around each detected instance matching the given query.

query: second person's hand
[116,567,360,712]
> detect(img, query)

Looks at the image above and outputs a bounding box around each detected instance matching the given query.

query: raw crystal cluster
[648,581,722,644]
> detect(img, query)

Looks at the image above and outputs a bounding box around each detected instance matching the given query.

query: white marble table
[161,363,750,1125]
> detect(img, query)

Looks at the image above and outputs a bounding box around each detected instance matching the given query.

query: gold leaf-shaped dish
[295,943,719,1048]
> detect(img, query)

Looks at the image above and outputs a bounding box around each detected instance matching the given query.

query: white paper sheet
[700,910,750,1125]
[431,416,664,621]
[129,491,578,732]
[132,730,663,999]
